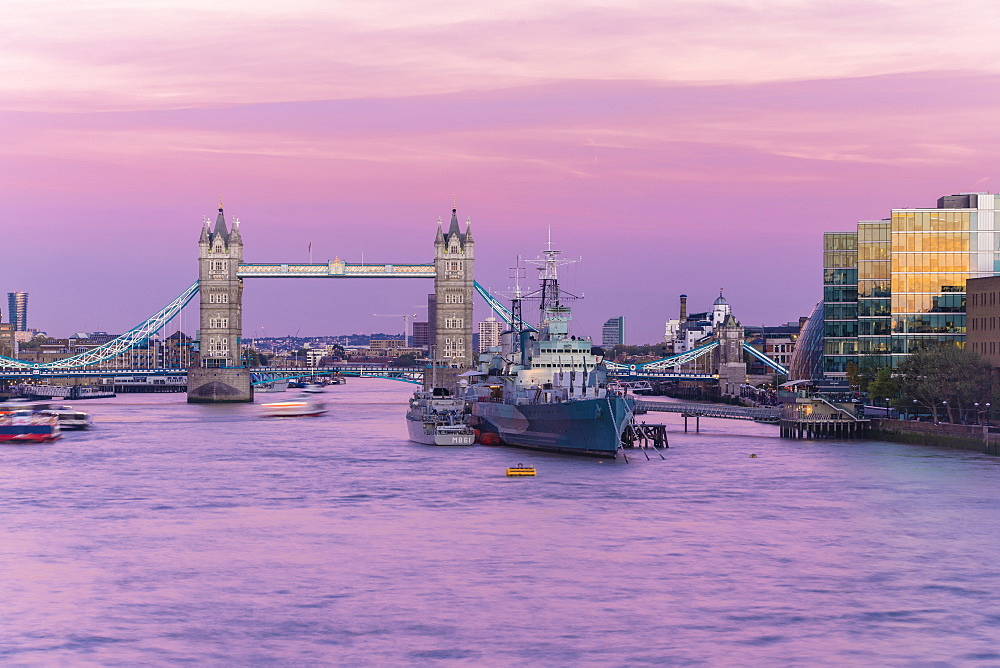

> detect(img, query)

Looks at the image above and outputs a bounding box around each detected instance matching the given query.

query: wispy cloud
[3,0,1000,112]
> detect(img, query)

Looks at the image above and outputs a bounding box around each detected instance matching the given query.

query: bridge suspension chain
[0,281,200,370]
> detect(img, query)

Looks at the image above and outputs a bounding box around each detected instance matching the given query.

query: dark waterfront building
[823,193,1000,377]
[0,322,15,357]
[7,292,27,332]
[744,321,803,375]
[966,275,1000,367]
[411,320,430,349]
[410,292,436,351]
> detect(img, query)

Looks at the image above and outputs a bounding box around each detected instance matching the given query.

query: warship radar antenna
[523,231,581,329]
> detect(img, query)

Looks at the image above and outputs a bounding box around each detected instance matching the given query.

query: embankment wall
[871,419,1000,455]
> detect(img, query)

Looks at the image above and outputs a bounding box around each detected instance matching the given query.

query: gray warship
[464,239,634,457]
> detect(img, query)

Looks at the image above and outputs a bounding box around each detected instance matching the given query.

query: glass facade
[822,232,857,374]
[857,221,891,364]
[822,194,1000,376]
[889,210,971,362]
[789,301,824,381]
[6,292,27,332]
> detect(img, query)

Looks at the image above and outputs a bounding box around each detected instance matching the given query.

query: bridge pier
[187,367,253,402]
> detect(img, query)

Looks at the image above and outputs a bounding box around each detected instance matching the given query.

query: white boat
[406,389,475,445]
[0,401,93,430]
[260,390,326,417]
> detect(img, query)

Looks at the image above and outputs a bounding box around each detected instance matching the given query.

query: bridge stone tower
[187,203,253,403]
[434,207,474,368]
[715,313,747,398]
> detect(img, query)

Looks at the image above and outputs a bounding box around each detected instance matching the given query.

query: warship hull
[472,396,633,457]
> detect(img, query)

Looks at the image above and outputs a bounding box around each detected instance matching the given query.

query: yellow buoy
[506,463,536,477]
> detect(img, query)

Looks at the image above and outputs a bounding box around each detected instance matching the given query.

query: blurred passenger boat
[260,389,326,417]
[0,407,61,443]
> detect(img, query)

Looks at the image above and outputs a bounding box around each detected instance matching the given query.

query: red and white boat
[0,408,61,443]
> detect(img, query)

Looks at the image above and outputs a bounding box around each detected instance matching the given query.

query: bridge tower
[434,207,474,368]
[715,313,747,398]
[187,203,253,402]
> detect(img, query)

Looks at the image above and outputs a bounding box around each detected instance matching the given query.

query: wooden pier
[621,422,669,449]
[779,417,870,439]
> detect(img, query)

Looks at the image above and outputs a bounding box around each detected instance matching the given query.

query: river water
[2,382,1000,666]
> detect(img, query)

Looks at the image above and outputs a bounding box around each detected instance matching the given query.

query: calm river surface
[3,382,1000,666]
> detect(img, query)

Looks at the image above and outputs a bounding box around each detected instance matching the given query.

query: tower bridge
[0,203,789,396]
[188,202,474,402]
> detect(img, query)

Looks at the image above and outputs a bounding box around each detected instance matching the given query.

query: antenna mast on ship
[524,227,580,334]
[495,256,531,364]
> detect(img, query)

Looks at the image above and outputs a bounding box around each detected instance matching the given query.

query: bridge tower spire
[434,205,474,368]
[188,202,252,402]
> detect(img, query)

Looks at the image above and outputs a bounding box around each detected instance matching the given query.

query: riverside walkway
[635,400,779,421]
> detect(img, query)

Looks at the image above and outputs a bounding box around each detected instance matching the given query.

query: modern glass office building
[822,193,1000,376]
[822,232,858,374]
[7,292,27,332]
[602,316,625,348]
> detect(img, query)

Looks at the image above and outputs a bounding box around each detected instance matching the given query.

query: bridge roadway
[635,399,779,421]
[0,364,425,382]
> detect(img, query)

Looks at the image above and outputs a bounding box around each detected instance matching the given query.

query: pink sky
[4,0,1000,342]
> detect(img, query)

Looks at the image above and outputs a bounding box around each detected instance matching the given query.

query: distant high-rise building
[7,292,27,332]
[411,320,430,349]
[602,316,625,348]
[426,293,437,352]
[478,317,502,352]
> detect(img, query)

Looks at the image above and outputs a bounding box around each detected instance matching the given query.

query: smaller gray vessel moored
[406,388,475,446]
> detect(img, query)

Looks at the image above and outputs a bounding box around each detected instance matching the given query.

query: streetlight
[942,400,948,423]
[912,399,918,421]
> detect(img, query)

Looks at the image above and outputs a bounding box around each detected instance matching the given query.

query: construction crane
[373,313,418,346]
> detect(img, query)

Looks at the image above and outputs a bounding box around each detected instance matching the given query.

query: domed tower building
[711,290,731,328]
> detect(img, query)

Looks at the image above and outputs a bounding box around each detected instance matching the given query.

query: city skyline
[5,1,1000,341]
